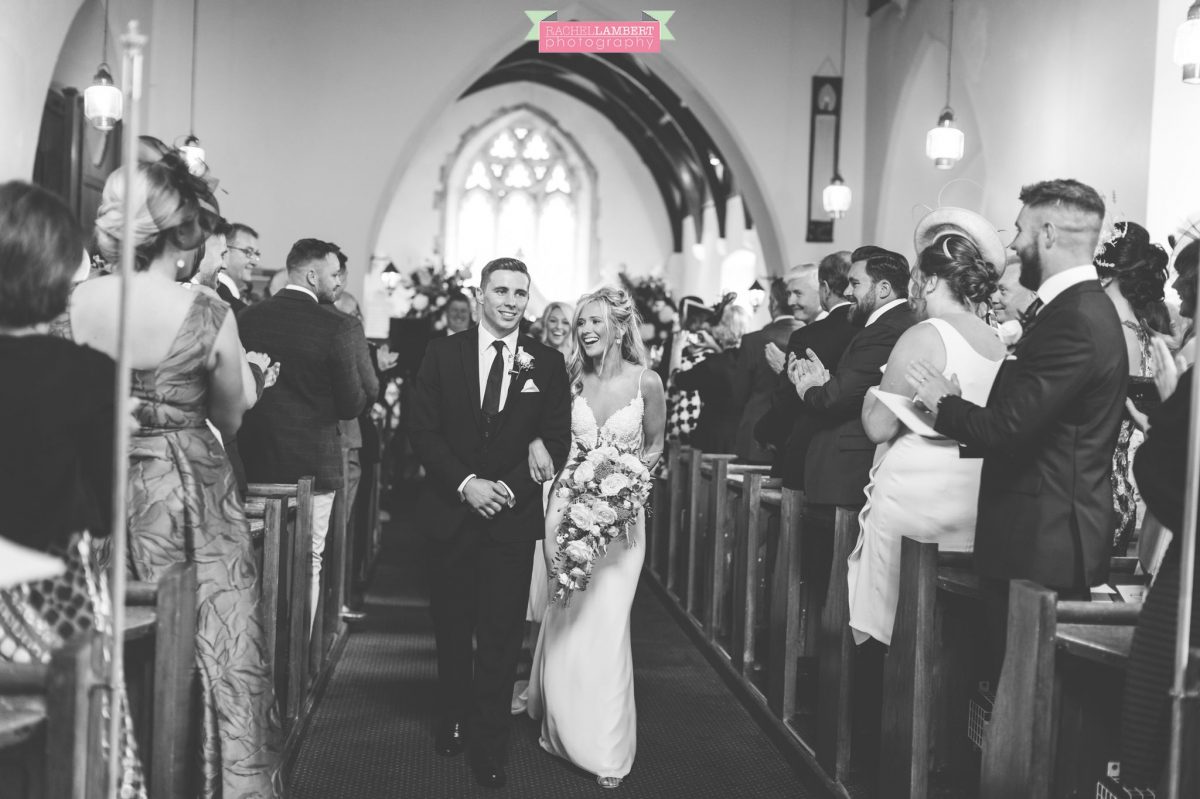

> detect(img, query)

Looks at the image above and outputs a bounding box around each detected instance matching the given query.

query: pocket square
[521,381,540,393]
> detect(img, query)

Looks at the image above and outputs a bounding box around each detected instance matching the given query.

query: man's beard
[1017,247,1043,291]
[848,294,876,325]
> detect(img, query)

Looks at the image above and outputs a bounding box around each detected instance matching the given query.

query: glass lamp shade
[926,109,965,169]
[83,65,122,131]
[380,263,401,294]
[1175,1,1200,84]
[178,137,206,175]
[823,177,852,219]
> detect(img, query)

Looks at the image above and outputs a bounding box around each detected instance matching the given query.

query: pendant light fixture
[1176,0,1200,84]
[926,0,964,169]
[822,0,852,219]
[747,279,766,310]
[178,0,206,174]
[380,262,402,295]
[83,0,122,130]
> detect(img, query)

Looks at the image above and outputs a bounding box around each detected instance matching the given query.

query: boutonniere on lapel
[509,346,535,378]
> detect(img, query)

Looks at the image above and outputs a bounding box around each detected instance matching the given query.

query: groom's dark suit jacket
[935,280,1127,589]
[802,302,917,505]
[408,326,571,541]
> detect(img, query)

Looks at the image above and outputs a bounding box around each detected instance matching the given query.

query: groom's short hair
[480,257,529,289]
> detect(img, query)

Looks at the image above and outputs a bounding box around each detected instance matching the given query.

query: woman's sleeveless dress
[526,377,646,781]
[846,318,1003,646]
[60,292,281,797]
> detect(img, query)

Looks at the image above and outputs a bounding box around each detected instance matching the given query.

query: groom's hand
[462,478,510,518]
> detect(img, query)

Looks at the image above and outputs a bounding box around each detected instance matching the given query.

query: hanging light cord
[832,0,848,179]
[839,0,848,77]
[189,0,199,136]
[945,0,956,109]
[100,0,110,63]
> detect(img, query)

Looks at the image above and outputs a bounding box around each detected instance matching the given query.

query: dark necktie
[1018,297,1044,332]
[482,340,506,426]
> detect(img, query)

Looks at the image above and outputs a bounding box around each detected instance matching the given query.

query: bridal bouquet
[549,444,652,605]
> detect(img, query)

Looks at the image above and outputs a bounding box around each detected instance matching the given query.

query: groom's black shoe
[469,753,507,789]
[434,721,467,757]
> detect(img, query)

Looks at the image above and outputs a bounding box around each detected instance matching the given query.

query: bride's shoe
[597,777,622,789]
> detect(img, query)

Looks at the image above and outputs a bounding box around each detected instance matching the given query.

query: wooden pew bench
[0,632,105,797]
[981,580,1139,799]
[124,561,198,799]
[245,479,314,736]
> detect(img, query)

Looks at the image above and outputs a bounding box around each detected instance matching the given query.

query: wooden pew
[702,460,771,641]
[980,580,1139,799]
[0,631,106,798]
[645,441,679,583]
[125,561,198,799]
[689,454,735,619]
[815,505,860,782]
[246,477,315,733]
[243,493,296,686]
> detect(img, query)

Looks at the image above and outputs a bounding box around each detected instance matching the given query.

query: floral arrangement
[383,260,474,325]
[550,444,653,604]
[619,271,677,370]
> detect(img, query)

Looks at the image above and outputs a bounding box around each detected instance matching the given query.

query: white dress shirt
[217,271,242,298]
[477,325,521,414]
[282,284,319,302]
[815,300,851,322]
[1036,264,1098,307]
[866,298,907,327]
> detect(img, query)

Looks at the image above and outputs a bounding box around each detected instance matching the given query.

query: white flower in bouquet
[600,473,630,496]
[574,461,596,484]
[569,502,597,529]
[557,573,572,586]
[618,453,644,473]
[564,539,592,562]
[594,505,618,526]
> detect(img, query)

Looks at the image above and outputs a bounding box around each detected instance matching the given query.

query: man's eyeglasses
[227,245,261,260]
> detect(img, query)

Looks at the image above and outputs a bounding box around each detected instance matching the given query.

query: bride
[524,286,665,788]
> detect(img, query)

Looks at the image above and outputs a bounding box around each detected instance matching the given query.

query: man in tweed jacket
[238,238,373,625]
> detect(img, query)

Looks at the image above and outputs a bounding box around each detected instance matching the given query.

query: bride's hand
[528,437,555,483]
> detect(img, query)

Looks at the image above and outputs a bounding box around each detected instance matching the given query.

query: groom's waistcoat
[408,327,572,542]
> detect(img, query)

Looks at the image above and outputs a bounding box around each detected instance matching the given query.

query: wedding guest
[1094,221,1170,554]
[673,302,750,453]
[849,220,1006,647]
[239,239,373,628]
[192,226,227,290]
[444,291,474,335]
[1119,352,1200,792]
[219,221,259,312]
[754,250,857,487]
[1172,238,1198,360]
[789,246,916,608]
[57,144,282,796]
[0,182,147,795]
[663,295,708,446]
[539,301,574,357]
[990,253,1038,347]
[733,274,805,462]
[909,179,1127,672]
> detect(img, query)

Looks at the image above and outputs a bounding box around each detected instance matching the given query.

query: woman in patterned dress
[1094,221,1171,555]
[55,143,282,797]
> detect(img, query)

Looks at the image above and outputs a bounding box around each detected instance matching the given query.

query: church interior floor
[288,481,832,798]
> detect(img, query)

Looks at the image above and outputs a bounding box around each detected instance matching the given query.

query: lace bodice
[570,373,646,456]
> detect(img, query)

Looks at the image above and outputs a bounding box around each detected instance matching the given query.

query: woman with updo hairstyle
[54,139,282,796]
[847,229,1007,650]
[1094,220,1171,555]
[525,285,665,789]
[0,181,148,795]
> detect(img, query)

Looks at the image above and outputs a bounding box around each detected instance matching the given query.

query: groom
[408,257,571,788]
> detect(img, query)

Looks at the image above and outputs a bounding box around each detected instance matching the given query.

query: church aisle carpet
[289,499,830,798]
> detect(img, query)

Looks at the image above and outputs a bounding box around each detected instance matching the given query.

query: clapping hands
[787,349,830,399]
[376,344,399,372]
[246,351,281,389]
[905,360,961,417]
[1126,336,1189,432]
[765,342,786,374]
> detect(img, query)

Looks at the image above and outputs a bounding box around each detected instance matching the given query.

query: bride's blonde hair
[567,286,646,390]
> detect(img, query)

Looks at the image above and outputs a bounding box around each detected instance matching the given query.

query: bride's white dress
[846,318,1003,646]
[526,383,645,781]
